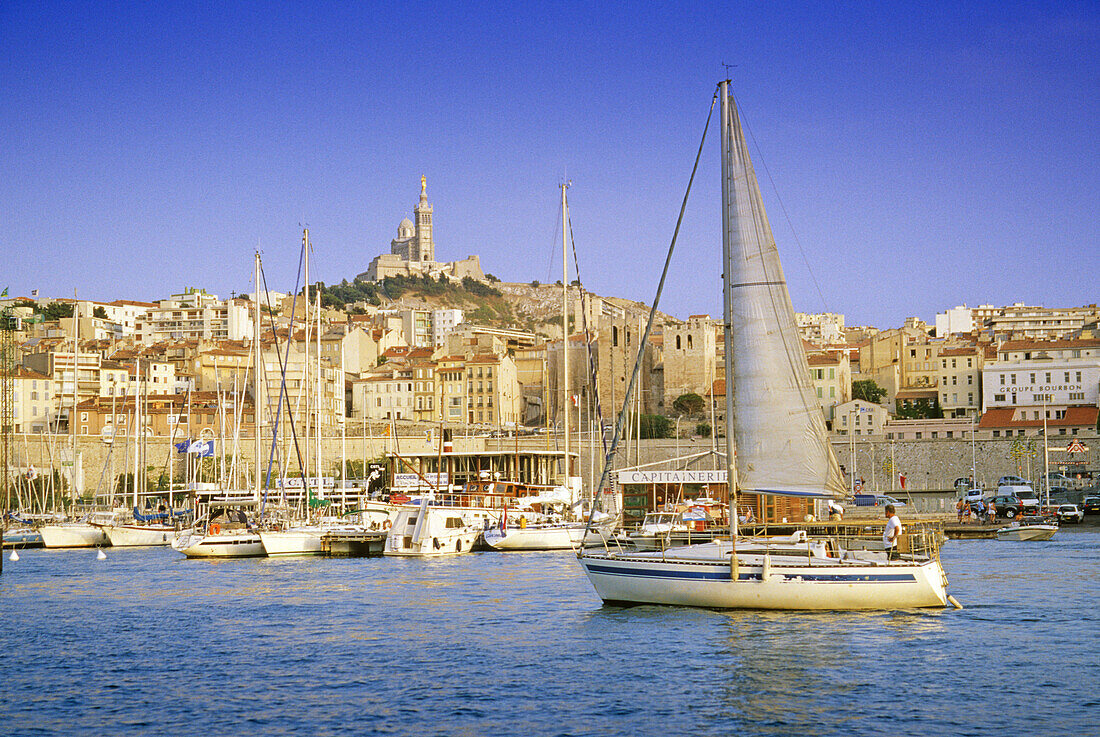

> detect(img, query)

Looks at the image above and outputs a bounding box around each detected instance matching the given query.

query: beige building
[11,366,53,433]
[835,399,890,437]
[136,289,253,344]
[936,346,982,418]
[661,315,717,413]
[807,351,851,425]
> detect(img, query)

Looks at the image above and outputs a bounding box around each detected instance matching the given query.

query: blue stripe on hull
[583,562,917,583]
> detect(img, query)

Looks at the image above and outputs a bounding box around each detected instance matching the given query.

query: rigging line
[582,90,718,541]
[257,254,308,518]
[566,218,609,459]
[546,195,564,285]
[733,94,829,314]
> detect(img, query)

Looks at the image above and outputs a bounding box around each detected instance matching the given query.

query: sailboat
[578,81,949,610]
[174,252,267,559]
[482,184,612,551]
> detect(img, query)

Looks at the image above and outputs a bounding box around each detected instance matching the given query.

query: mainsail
[722,92,846,499]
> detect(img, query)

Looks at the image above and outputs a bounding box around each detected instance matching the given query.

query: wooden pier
[320,530,387,557]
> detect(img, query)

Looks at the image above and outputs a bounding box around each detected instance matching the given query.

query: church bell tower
[414,175,434,262]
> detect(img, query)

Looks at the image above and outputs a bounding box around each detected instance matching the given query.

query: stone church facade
[360,176,484,282]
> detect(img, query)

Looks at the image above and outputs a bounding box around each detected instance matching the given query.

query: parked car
[989,495,1022,519]
[998,475,1029,487]
[998,484,1039,511]
[954,477,975,491]
[853,494,906,507]
[961,488,985,505]
[1045,472,1072,485]
[1082,496,1100,515]
[1057,504,1085,524]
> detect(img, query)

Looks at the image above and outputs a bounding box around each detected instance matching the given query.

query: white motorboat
[995,522,1058,541]
[578,81,950,610]
[384,498,482,557]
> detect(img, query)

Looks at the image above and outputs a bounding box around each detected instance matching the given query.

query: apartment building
[136,289,252,344]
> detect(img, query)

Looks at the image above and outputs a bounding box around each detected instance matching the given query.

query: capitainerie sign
[617,470,728,484]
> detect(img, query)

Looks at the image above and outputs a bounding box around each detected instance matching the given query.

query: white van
[997,484,1039,511]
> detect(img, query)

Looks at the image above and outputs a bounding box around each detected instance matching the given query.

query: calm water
[2,530,1098,736]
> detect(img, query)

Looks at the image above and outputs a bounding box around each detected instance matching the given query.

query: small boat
[173,505,265,559]
[995,521,1058,541]
[384,498,482,557]
[260,517,376,558]
[103,523,177,547]
[40,510,121,548]
[483,516,613,551]
[3,527,44,549]
[173,522,266,559]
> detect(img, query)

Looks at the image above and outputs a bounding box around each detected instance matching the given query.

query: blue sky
[3,1,1097,328]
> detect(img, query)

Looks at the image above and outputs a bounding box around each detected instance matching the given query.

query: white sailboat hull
[995,525,1057,541]
[259,529,325,557]
[484,522,613,551]
[484,524,585,550]
[104,524,175,547]
[174,531,266,558]
[40,524,108,548]
[580,543,948,611]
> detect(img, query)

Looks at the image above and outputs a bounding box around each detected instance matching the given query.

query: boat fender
[761,552,771,581]
[947,594,963,610]
[209,523,221,535]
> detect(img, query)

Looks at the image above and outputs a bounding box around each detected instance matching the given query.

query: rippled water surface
[2,529,1098,736]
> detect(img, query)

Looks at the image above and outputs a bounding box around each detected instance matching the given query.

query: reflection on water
[1,533,1098,736]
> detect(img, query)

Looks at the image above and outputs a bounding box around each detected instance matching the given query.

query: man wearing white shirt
[883,504,902,561]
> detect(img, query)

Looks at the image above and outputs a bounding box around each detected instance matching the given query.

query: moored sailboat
[579,80,949,610]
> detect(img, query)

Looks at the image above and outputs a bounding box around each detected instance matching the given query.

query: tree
[485,273,500,283]
[92,306,108,319]
[696,422,712,438]
[851,379,887,404]
[896,398,944,420]
[673,392,705,416]
[529,280,540,288]
[639,414,672,439]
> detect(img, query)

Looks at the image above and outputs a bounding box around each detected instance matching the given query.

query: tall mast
[253,252,262,501]
[303,228,311,496]
[561,182,570,486]
[719,80,738,538]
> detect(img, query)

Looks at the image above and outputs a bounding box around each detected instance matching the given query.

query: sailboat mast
[719,80,738,538]
[253,252,262,502]
[561,182,570,486]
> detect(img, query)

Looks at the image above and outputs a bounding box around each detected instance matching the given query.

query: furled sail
[723,94,846,498]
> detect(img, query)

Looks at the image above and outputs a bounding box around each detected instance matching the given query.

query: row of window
[999,370,1083,385]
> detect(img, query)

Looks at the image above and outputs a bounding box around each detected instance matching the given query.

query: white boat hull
[104,524,175,547]
[580,543,948,610]
[484,523,612,550]
[40,524,108,548]
[384,527,479,557]
[996,525,1057,541]
[174,531,266,558]
[260,529,324,557]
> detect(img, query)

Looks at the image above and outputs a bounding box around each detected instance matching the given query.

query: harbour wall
[4,431,1096,499]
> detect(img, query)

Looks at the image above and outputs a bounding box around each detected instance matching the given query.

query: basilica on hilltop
[359,176,485,282]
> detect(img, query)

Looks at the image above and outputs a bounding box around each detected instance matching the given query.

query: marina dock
[320,530,387,557]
